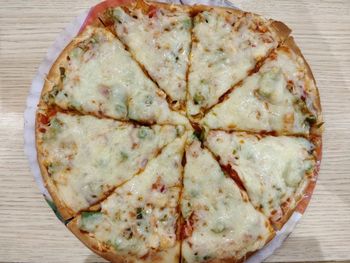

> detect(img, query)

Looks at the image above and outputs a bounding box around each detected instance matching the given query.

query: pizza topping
[42,117,63,141]
[202,46,319,134]
[119,151,129,162]
[137,126,152,139]
[187,10,285,116]
[80,211,103,232]
[206,131,316,224]
[43,85,60,105]
[210,221,226,234]
[181,141,274,262]
[136,207,145,219]
[110,6,192,104]
[193,92,205,105]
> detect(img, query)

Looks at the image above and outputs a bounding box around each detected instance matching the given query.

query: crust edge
[271,135,322,230]
[284,36,323,127]
[36,107,76,220]
[67,217,181,263]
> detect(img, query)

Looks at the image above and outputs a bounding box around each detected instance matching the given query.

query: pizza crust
[190,5,291,43]
[36,106,75,220]
[97,0,193,36]
[284,37,323,136]
[67,218,181,263]
[272,135,322,229]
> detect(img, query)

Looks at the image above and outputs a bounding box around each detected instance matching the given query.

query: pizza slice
[68,134,187,263]
[181,140,274,262]
[205,130,319,228]
[187,7,290,117]
[36,110,185,219]
[106,2,192,107]
[202,38,323,135]
[41,26,189,126]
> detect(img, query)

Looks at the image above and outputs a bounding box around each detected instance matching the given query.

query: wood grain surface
[0,0,349,262]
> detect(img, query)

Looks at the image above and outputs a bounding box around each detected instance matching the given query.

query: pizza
[35,0,323,262]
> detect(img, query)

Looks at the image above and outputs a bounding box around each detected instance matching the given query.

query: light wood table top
[1,0,349,262]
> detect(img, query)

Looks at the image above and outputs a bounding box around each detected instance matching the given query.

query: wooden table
[1,0,349,262]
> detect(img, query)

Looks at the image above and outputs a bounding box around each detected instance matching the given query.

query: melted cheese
[46,27,188,126]
[202,47,316,134]
[112,6,191,104]
[40,112,183,213]
[77,135,187,260]
[181,141,273,262]
[206,131,315,222]
[187,11,280,116]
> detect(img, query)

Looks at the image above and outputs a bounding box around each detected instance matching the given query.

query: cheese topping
[44,27,188,126]
[112,6,191,104]
[181,141,273,262]
[202,47,317,134]
[39,112,182,213]
[77,135,187,259]
[187,10,280,116]
[206,131,315,222]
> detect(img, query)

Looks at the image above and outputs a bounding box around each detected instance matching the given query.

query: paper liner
[23,1,319,262]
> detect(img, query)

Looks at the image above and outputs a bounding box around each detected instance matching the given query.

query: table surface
[1,0,350,262]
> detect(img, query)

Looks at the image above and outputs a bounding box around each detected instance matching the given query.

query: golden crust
[36,107,75,220]
[188,3,291,44]
[67,217,181,263]
[189,3,244,17]
[239,228,276,263]
[284,37,324,136]
[270,135,322,230]
[270,20,291,42]
[181,227,275,263]
[148,0,192,12]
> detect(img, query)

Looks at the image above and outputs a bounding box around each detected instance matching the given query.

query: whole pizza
[35,0,323,262]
